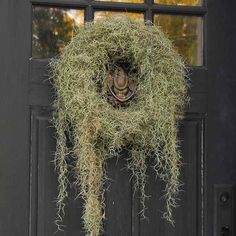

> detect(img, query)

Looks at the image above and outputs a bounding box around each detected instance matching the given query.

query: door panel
[28,1,208,235]
[30,110,84,235]
[140,118,204,236]
[29,108,205,235]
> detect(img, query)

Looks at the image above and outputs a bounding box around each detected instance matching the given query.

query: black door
[0,0,236,235]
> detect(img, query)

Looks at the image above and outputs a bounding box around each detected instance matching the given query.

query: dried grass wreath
[50,16,188,236]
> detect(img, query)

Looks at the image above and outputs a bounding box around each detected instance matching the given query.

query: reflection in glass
[96,0,144,3]
[94,11,144,22]
[154,0,201,6]
[154,14,203,65]
[32,7,84,58]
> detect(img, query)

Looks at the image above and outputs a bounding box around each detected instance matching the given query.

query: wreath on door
[51,16,188,236]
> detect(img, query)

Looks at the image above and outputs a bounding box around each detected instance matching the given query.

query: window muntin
[31,2,205,66]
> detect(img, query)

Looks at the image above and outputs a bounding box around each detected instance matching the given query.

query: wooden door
[0,0,236,236]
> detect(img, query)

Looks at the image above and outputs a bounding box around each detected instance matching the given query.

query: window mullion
[85,5,94,22]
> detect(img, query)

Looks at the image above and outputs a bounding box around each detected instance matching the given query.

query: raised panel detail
[139,118,204,236]
[30,110,84,236]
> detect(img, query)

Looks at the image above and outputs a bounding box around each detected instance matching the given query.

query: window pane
[154,14,203,65]
[32,7,84,58]
[94,11,144,22]
[154,0,202,6]
[96,0,144,3]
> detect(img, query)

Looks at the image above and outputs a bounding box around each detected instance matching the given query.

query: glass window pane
[154,0,202,6]
[96,0,144,3]
[94,11,144,22]
[154,14,203,66]
[32,7,84,58]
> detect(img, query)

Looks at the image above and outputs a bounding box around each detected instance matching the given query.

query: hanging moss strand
[51,16,188,236]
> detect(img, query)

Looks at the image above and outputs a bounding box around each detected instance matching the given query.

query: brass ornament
[107,67,135,107]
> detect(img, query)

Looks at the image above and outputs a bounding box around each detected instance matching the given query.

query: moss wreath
[51,16,188,236]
